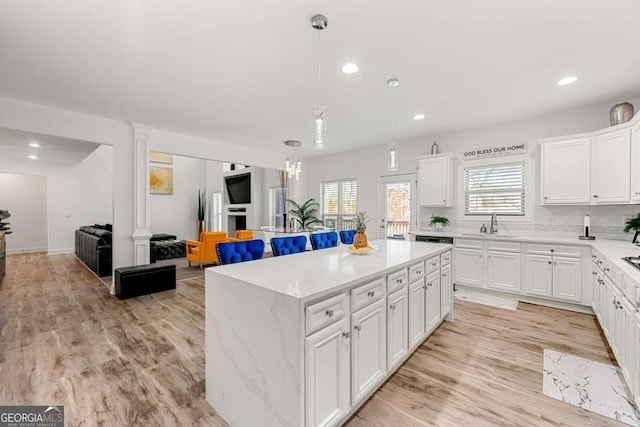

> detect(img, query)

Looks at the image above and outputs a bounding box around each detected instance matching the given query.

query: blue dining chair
[270,235,307,256]
[339,230,356,245]
[310,232,339,250]
[216,239,265,265]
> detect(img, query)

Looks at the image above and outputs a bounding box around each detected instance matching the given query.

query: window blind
[321,179,358,230]
[322,181,339,215]
[465,162,524,215]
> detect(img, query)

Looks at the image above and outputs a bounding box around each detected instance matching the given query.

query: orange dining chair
[186,231,228,268]
[233,230,253,240]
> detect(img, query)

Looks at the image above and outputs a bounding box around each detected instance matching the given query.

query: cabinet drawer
[455,238,484,249]
[440,250,452,266]
[425,256,440,275]
[407,262,424,284]
[525,243,581,258]
[306,293,348,336]
[352,278,385,312]
[388,269,409,293]
[486,240,521,253]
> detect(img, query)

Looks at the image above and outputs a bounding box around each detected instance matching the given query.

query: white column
[131,123,153,265]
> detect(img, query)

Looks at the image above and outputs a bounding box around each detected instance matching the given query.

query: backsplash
[419,205,640,241]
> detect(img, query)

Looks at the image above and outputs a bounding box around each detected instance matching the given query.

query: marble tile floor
[543,349,640,426]
[453,287,519,310]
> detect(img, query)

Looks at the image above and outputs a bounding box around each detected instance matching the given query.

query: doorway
[378,174,416,240]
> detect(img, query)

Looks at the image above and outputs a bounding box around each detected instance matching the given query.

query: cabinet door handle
[325,309,334,317]
[442,273,447,278]
[550,249,554,253]
[354,324,362,331]
[423,284,427,289]
[342,331,350,339]
[416,270,422,275]
[604,268,610,272]
[544,196,548,200]
[397,278,404,284]
[593,195,598,198]
[390,304,396,310]
[548,261,552,265]
[367,291,375,298]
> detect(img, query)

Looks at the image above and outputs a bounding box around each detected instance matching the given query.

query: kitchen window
[268,187,285,228]
[321,179,357,230]
[464,162,525,215]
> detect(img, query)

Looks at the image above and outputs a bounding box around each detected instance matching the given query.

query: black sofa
[75,224,112,277]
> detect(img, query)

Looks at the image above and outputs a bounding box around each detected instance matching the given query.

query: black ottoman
[115,264,176,299]
[155,240,186,260]
[150,233,177,242]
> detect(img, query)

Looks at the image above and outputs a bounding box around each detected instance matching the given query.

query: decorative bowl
[347,244,378,255]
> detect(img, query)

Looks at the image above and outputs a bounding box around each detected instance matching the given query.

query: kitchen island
[205,239,453,427]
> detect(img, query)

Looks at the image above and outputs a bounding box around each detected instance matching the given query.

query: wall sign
[463,143,527,160]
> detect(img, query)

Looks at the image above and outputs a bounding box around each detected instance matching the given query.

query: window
[464,162,524,216]
[268,187,285,228]
[212,192,222,230]
[321,179,357,230]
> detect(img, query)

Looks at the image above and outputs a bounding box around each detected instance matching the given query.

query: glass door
[378,174,416,240]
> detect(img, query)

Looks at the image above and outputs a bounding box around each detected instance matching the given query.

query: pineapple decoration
[353,211,370,249]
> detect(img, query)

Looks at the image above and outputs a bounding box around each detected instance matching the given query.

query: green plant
[623,213,640,232]
[354,211,370,232]
[430,215,449,226]
[287,198,323,230]
[197,189,207,221]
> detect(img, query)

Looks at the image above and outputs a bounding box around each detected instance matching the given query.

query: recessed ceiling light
[29,142,40,148]
[28,155,38,160]
[341,63,359,74]
[413,114,426,120]
[557,76,578,86]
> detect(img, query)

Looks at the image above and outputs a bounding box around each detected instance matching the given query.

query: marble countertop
[207,239,451,302]
[413,228,640,287]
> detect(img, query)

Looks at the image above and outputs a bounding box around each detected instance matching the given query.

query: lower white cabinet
[622,297,636,386]
[305,318,351,427]
[440,263,452,317]
[524,254,553,297]
[351,298,387,405]
[408,278,426,350]
[453,248,483,287]
[387,288,409,370]
[524,254,581,302]
[425,270,441,333]
[487,250,522,293]
[635,314,640,407]
[604,278,615,342]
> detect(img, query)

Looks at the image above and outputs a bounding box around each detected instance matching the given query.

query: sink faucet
[489,213,498,234]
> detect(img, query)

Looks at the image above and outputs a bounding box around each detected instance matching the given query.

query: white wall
[150,155,206,241]
[0,173,48,253]
[47,145,113,254]
[303,97,640,240]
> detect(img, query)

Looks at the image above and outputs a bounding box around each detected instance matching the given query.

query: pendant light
[284,140,302,180]
[311,14,328,150]
[387,78,400,171]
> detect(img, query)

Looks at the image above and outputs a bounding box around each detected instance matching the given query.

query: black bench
[115,264,176,300]
[150,233,177,242]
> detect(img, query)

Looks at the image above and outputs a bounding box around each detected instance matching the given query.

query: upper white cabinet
[418,154,454,207]
[540,113,640,206]
[591,129,631,204]
[541,138,591,205]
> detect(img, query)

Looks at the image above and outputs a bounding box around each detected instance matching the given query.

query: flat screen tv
[225,173,251,204]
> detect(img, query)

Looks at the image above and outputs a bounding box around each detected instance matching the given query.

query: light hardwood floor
[0,253,626,426]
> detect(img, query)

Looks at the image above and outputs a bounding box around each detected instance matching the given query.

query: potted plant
[287,198,323,231]
[430,215,449,230]
[624,213,640,243]
[197,189,207,239]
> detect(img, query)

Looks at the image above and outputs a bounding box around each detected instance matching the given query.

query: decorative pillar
[131,123,153,265]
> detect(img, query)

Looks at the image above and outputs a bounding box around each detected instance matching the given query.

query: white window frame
[268,187,285,228]
[320,178,358,230]
[211,192,223,231]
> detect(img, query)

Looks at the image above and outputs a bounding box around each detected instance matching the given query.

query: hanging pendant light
[311,14,328,150]
[284,140,302,180]
[387,78,400,171]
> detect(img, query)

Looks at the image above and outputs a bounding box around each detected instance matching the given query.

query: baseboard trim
[454,284,593,315]
[7,247,48,255]
[47,248,74,256]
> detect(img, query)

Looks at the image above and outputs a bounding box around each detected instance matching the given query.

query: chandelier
[311,14,328,150]
[284,140,302,180]
[387,78,399,171]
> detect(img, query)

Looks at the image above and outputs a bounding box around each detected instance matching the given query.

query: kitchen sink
[460,233,519,238]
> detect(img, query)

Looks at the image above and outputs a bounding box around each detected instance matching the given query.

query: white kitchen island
[205,239,453,427]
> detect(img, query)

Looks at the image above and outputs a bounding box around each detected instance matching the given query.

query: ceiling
[0,128,101,168]
[1,0,639,158]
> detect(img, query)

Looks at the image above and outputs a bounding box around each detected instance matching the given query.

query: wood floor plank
[0,253,629,426]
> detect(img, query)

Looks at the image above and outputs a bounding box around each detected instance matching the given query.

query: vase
[434,223,444,230]
[196,220,206,239]
[282,213,287,231]
[610,102,634,126]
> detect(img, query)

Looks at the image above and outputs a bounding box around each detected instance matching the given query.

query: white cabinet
[440,263,452,317]
[604,278,615,342]
[453,248,483,287]
[591,129,631,204]
[305,318,351,427]
[612,286,624,360]
[351,298,386,405]
[524,249,582,303]
[425,270,441,333]
[622,297,636,386]
[631,121,640,202]
[635,313,640,408]
[487,250,522,293]
[387,288,409,370]
[418,154,453,207]
[541,138,591,205]
[408,278,426,351]
[592,269,602,322]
